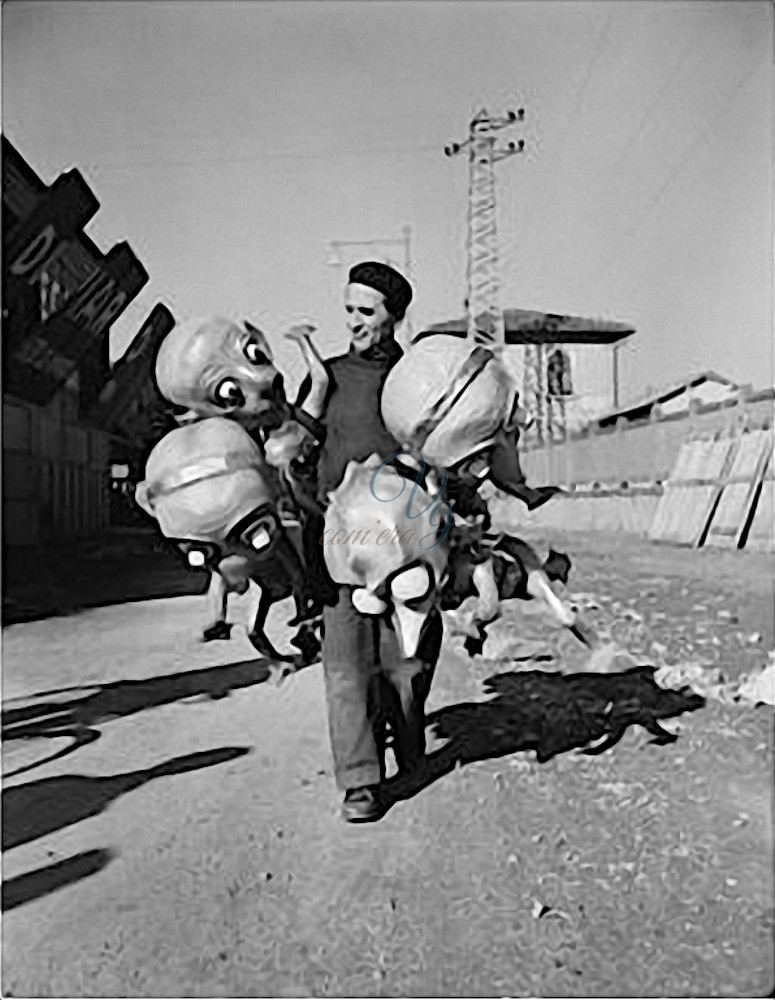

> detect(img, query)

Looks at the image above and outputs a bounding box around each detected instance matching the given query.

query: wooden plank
[649,436,738,546]
[744,476,774,553]
[1,453,40,500]
[2,499,39,546]
[648,440,698,540]
[705,430,774,548]
[649,437,707,542]
[2,404,31,452]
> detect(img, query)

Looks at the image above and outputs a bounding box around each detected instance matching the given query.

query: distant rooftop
[596,371,739,427]
[417,308,636,346]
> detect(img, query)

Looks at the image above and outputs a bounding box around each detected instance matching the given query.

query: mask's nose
[251,372,284,403]
[390,565,435,658]
[391,603,430,659]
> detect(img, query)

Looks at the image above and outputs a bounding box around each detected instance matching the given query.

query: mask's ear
[243,320,274,362]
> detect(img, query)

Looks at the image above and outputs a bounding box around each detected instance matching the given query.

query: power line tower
[445,107,525,352]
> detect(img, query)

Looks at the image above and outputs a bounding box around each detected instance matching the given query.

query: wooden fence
[3,396,112,547]
[510,388,773,552]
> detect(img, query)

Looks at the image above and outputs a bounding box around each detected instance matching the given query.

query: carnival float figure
[135,416,319,667]
[319,453,450,783]
[141,315,331,656]
[378,333,594,652]
[153,315,287,428]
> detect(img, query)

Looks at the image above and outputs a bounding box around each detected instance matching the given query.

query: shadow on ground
[2,746,250,910]
[2,849,114,913]
[383,665,706,804]
[2,530,204,626]
[2,657,308,778]
[2,746,251,852]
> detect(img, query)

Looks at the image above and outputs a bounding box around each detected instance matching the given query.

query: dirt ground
[2,528,773,998]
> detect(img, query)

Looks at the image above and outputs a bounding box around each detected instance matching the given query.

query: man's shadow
[2,746,250,911]
[382,665,706,803]
[2,746,251,852]
[2,657,313,778]
[2,849,114,912]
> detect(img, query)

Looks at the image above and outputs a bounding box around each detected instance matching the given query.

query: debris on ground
[653,655,774,707]
[732,654,775,707]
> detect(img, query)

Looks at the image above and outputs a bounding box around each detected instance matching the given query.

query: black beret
[348,261,413,320]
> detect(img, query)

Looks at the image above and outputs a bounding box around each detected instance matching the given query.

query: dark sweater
[294,339,404,505]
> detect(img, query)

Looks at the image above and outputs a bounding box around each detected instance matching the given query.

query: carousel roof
[418,308,635,346]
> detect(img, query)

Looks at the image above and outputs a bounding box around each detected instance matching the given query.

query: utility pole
[325,226,414,338]
[445,108,525,351]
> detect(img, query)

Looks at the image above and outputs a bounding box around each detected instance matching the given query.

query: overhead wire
[549,35,702,249]
[587,56,764,273]
[88,141,441,173]
[498,10,615,298]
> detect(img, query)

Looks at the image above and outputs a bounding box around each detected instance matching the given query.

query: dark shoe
[342,786,385,824]
[526,486,565,512]
[201,621,232,642]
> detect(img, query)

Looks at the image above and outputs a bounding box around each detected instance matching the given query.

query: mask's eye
[391,564,433,610]
[467,454,492,479]
[244,339,271,366]
[232,509,278,552]
[247,526,272,551]
[177,542,219,569]
[214,378,246,408]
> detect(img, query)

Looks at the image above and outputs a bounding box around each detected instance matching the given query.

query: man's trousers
[321,587,443,791]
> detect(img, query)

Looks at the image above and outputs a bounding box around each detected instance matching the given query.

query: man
[293,262,442,823]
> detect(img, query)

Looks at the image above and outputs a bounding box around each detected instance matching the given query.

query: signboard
[7,170,99,273]
[2,139,149,406]
[94,303,176,442]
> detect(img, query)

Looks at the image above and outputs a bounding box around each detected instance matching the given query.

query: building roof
[596,370,739,426]
[418,308,636,345]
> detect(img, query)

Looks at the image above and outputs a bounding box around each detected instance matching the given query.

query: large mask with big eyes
[322,455,450,659]
[155,316,287,425]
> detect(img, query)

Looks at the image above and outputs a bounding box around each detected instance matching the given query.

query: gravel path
[2,535,773,997]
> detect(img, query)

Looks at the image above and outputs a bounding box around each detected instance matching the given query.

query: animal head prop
[263,418,318,477]
[323,454,450,658]
[135,417,284,557]
[380,334,520,470]
[154,316,287,428]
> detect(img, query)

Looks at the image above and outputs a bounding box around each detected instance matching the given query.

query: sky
[3,0,773,403]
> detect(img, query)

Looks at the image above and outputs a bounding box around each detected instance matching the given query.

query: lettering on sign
[65,271,127,330]
[9,225,67,282]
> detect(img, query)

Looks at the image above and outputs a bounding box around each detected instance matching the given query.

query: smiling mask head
[154,316,286,426]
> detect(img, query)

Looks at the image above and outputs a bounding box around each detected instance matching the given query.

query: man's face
[345,283,394,353]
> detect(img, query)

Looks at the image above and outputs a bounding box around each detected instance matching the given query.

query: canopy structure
[414,308,636,442]
[417,308,635,346]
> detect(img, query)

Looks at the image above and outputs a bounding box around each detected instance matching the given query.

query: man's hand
[284,323,318,344]
[286,323,329,420]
